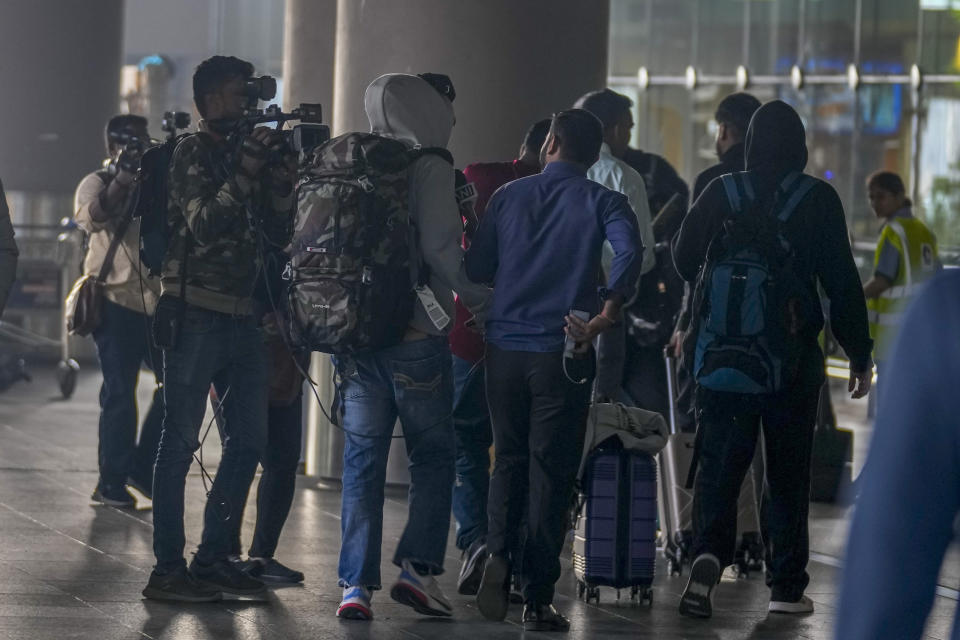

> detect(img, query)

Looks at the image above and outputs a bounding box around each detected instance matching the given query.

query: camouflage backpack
[287,131,451,354]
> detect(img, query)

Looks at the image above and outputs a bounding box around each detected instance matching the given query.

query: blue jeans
[91,299,164,493]
[152,305,267,574]
[335,336,455,589]
[451,355,492,551]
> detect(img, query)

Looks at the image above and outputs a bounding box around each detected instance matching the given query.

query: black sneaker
[457,540,487,595]
[679,553,721,619]
[142,566,222,603]
[476,554,510,621]
[522,603,570,632]
[189,557,267,597]
[91,486,136,508]
[240,557,304,584]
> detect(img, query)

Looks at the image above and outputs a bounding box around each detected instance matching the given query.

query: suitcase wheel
[582,584,600,604]
[642,588,654,605]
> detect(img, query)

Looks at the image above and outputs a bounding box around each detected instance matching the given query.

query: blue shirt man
[465,109,642,632]
[465,161,642,352]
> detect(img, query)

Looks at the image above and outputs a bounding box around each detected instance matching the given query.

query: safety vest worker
[863,171,940,364]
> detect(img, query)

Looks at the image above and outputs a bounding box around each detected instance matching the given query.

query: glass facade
[609,0,960,262]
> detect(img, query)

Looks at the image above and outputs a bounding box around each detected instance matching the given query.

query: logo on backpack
[691,171,818,395]
[286,132,453,355]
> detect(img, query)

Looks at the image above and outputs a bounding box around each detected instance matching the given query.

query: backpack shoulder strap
[775,172,818,223]
[720,172,753,215]
[410,146,454,166]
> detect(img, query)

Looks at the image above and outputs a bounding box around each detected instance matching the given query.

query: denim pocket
[391,353,445,396]
[181,307,217,334]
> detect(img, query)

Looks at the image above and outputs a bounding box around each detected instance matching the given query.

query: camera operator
[144,55,296,603]
[74,115,163,508]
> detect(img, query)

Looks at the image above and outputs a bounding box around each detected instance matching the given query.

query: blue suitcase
[573,446,657,604]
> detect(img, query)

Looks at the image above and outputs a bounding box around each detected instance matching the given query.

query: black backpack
[134,134,190,277]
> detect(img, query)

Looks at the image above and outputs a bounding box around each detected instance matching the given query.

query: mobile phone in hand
[564,309,590,356]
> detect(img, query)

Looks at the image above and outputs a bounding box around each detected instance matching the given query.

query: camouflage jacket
[162,131,294,315]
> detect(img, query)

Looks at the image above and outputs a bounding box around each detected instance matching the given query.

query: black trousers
[226,392,304,559]
[690,367,821,602]
[485,345,593,606]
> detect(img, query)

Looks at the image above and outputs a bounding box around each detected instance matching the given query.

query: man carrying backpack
[73,115,163,508]
[673,100,873,618]
[329,73,490,621]
[144,56,295,602]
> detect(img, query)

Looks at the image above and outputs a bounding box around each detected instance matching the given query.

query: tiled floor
[0,364,954,639]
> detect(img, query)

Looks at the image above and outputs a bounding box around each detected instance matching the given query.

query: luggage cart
[1,221,82,398]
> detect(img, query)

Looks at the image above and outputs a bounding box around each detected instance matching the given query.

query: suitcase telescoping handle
[664,348,681,436]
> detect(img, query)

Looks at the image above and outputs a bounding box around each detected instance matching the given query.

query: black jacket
[623,148,690,221]
[673,100,873,374]
[692,142,745,203]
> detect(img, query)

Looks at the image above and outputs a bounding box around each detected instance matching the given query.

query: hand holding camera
[114,147,143,185]
[239,127,282,177]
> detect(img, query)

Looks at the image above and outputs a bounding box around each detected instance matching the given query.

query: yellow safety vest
[867,216,939,361]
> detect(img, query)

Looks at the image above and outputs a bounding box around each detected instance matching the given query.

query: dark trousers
[690,377,820,601]
[229,393,304,559]
[485,345,593,606]
[91,299,164,493]
[152,306,267,574]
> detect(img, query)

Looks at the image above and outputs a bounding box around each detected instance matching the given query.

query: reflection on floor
[0,366,954,639]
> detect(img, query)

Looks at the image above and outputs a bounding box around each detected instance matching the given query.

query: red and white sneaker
[390,559,453,617]
[337,586,373,620]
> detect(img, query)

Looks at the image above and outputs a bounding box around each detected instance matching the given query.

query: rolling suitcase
[659,352,764,577]
[573,442,657,604]
[810,379,854,503]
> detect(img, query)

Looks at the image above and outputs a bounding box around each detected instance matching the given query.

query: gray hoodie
[364,74,490,336]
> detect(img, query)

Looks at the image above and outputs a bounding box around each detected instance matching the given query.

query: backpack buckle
[281,262,292,281]
[358,175,374,192]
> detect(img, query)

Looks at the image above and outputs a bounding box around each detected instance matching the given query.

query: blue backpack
[692,171,818,395]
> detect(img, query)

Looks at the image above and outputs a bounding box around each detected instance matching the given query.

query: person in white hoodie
[335,73,490,621]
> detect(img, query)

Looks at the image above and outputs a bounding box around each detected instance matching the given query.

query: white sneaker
[679,554,721,619]
[390,559,453,617]
[337,586,373,620]
[769,594,814,614]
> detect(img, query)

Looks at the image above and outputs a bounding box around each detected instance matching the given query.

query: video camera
[161,111,191,141]
[105,111,192,176]
[106,129,153,175]
[210,75,331,164]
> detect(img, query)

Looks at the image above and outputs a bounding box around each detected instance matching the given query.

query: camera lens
[244,76,277,103]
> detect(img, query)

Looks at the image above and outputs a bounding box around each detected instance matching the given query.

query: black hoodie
[673,100,873,376]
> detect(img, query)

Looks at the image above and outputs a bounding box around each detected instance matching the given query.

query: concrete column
[284,0,340,480]
[282,0,337,124]
[0,0,124,195]
[332,0,611,162]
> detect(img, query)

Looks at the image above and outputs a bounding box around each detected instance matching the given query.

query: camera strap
[95,194,137,284]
